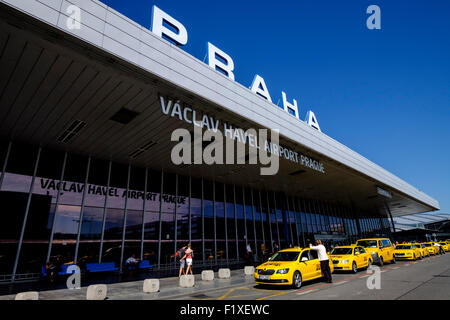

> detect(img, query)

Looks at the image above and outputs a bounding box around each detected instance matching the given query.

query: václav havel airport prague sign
[160,96,326,174]
[151,5,322,132]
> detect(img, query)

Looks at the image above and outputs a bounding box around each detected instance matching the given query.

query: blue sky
[100,0,450,214]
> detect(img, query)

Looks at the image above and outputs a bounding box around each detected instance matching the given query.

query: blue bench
[41,264,77,277]
[86,262,119,273]
[138,260,153,270]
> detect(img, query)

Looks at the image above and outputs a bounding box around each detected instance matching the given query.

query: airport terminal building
[0,0,439,283]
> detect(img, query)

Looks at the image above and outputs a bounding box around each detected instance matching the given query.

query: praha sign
[150,5,321,132]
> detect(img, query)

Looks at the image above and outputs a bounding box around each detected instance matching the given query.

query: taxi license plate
[259,275,270,280]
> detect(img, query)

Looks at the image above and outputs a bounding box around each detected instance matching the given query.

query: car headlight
[341,260,349,264]
[277,269,289,274]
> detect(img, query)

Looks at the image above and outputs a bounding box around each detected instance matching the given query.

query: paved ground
[1,253,449,300]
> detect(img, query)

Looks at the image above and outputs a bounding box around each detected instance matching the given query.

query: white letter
[171,128,191,165]
[66,265,81,290]
[258,129,279,176]
[207,43,235,81]
[66,5,81,30]
[281,91,299,118]
[306,110,321,132]
[366,5,381,30]
[151,5,188,46]
[366,265,381,289]
[250,75,272,102]
[203,130,224,165]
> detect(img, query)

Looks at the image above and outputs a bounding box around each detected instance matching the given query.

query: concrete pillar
[86,284,107,300]
[179,275,195,288]
[201,270,214,281]
[143,279,160,293]
[244,266,255,275]
[218,268,231,279]
[15,291,39,300]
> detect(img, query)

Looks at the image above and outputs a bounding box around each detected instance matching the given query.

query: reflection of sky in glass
[80,207,104,238]
[204,200,213,218]
[53,205,81,236]
[191,198,201,217]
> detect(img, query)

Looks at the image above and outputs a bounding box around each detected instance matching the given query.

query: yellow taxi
[394,243,422,261]
[438,242,449,252]
[418,243,430,258]
[422,242,439,255]
[254,248,334,289]
[355,238,395,266]
[329,245,372,273]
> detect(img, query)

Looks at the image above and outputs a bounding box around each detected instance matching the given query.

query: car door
[308,249,322,278]
[384,240,394,260]
[355,247,366,268]
[359,247,370,267]
[298,250,315,280]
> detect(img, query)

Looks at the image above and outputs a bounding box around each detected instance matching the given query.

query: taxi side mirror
[355,252,360,256]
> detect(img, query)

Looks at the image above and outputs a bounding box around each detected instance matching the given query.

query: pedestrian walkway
[0,269,255,300]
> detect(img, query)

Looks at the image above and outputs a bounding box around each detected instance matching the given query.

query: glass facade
[0,140,392,281]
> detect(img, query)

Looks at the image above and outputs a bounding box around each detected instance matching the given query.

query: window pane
[203,180,214,263]
[17,147,65,274]
[225,184,236,260]
[77,158,109,265]
[0,142,38,276]
[215,183,226,262]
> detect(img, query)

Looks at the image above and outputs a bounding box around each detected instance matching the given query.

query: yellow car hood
[329,255,351,260]
[394,249,413,253]
[257,261,294,269]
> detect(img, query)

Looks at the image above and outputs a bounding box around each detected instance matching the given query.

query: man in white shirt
[434,242,444,255]
[310,240,332,283]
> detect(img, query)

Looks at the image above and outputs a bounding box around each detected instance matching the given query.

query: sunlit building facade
[0,0,439,282]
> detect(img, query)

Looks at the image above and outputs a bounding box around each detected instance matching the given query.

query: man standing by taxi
[310,240,332,283]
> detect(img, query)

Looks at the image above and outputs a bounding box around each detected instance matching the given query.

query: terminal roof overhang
[0,0,440,217]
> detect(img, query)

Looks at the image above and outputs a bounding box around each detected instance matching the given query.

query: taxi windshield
[439,242,447,245]
[424,243,431,247]
[330,248,353,255]
[269,251,300,262]
[356,240,378,248]
[396,245,411,249]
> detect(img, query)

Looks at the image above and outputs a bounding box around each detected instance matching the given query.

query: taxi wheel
[366,259,372,270]
[379,256,384,267]
[292,271,302,289]
[391,255,396,264]
[352,262,357,273]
